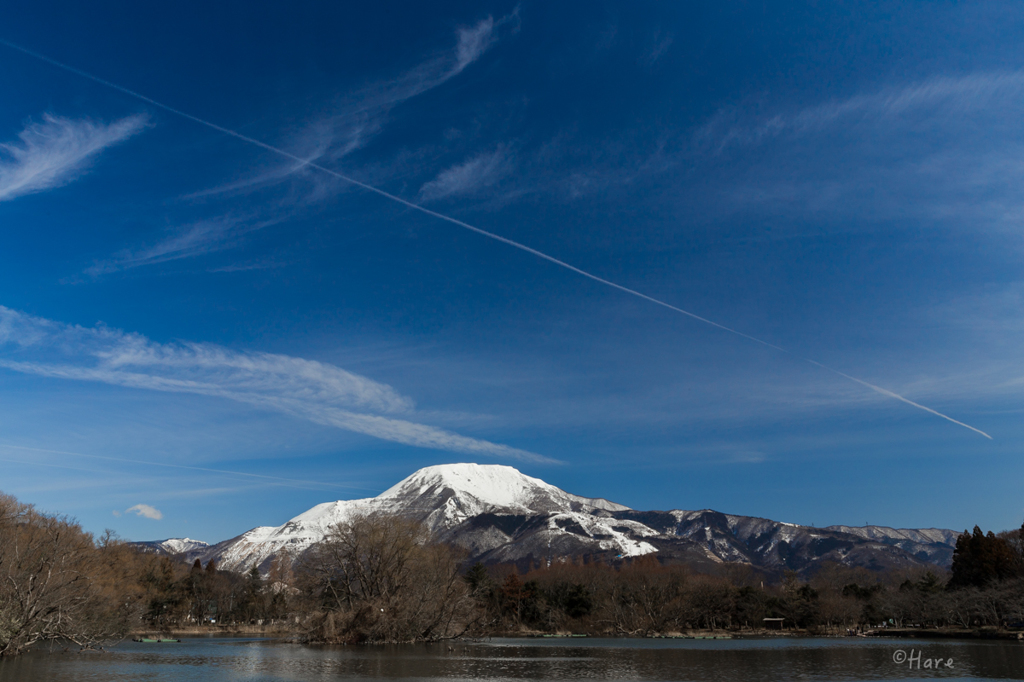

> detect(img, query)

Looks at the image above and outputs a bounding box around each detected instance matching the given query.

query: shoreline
[130,625,1024,643]
[862,627,1024,641]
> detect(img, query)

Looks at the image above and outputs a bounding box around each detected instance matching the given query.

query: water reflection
[0,636,1021,681]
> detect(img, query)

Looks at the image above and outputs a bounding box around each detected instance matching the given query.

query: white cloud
[0,113,148,202]
[93,12,519,275]
[194,12,517,202]
[357,12,515,110]
[419,147,512,202]
[85,218,237,275]
[84,216,282,276]
[924,283,1024,335]
[455,16,497,73]
[185,117,364,201]
[0,306,555,464]
[126,503,162,520]
[698,71,1024,151]
[689,70,1024,240]
[783,72,1024,132]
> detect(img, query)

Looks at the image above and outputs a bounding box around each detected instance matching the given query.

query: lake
[1,635,1022,681]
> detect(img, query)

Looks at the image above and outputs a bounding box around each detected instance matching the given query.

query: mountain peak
[380,463,630,515]
[193,463,633,573]
[131,537,210,557]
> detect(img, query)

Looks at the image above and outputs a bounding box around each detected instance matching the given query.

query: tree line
[0,492,142,655]
[3,486,1024,655]
[0,491,294,655]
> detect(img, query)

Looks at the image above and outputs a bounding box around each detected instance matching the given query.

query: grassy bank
[864,627,1024,641]
[133,624,293,637]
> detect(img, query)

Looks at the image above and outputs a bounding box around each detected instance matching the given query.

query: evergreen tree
[237,565,266,622]
[949,526,1016,589]
[463,562,491,594]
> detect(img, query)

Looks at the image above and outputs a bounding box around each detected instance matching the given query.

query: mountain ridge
[141,463,959,576]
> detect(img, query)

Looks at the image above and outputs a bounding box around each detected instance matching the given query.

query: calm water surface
[1,635,1022,681]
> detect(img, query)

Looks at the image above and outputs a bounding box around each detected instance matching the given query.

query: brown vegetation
[457,555,1024,636]
[4,485,1024,657]
[456,523,1024,636]
[0,493,142,655]
[295,513,473,643]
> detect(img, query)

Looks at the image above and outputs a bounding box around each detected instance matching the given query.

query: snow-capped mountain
[134,537,210,556]
[153,463,959,576]
[196,463,635,573]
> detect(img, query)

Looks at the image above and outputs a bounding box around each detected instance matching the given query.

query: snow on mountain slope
[465,510,659,565]
[160,537,209,554]
[210,497,379,573]
[601,509,959,572]
[131,537,210,558]
[187,464,959,576]
[824,525,960,546]
[204,463,632,572]
[379,463,628,526]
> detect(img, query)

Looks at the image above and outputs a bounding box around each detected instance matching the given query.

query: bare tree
[0,493,137,656]
[297,513,471,643]
[685,575,734,631]
[606,556,685,635]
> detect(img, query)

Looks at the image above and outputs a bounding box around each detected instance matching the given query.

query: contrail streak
[0,38,992,440]
[804,362,993,439]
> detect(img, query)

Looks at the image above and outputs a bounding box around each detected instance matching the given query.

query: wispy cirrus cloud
[84,216,280,276]
[0,305,555,464]
[347,11,517,114]
[697,71,1024,152]
[196,11,519,203]
[455,14,502,73]
[0,113,148,202]
[93,12,519,276]
[419,146,513,202]
[184,117,355,202]
[639,30,673,67]
[689,71,1024,238]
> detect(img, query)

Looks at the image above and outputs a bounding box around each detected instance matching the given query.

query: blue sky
[1,1,1023,542]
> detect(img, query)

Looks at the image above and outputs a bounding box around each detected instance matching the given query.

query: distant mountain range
[139,463,959,577]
